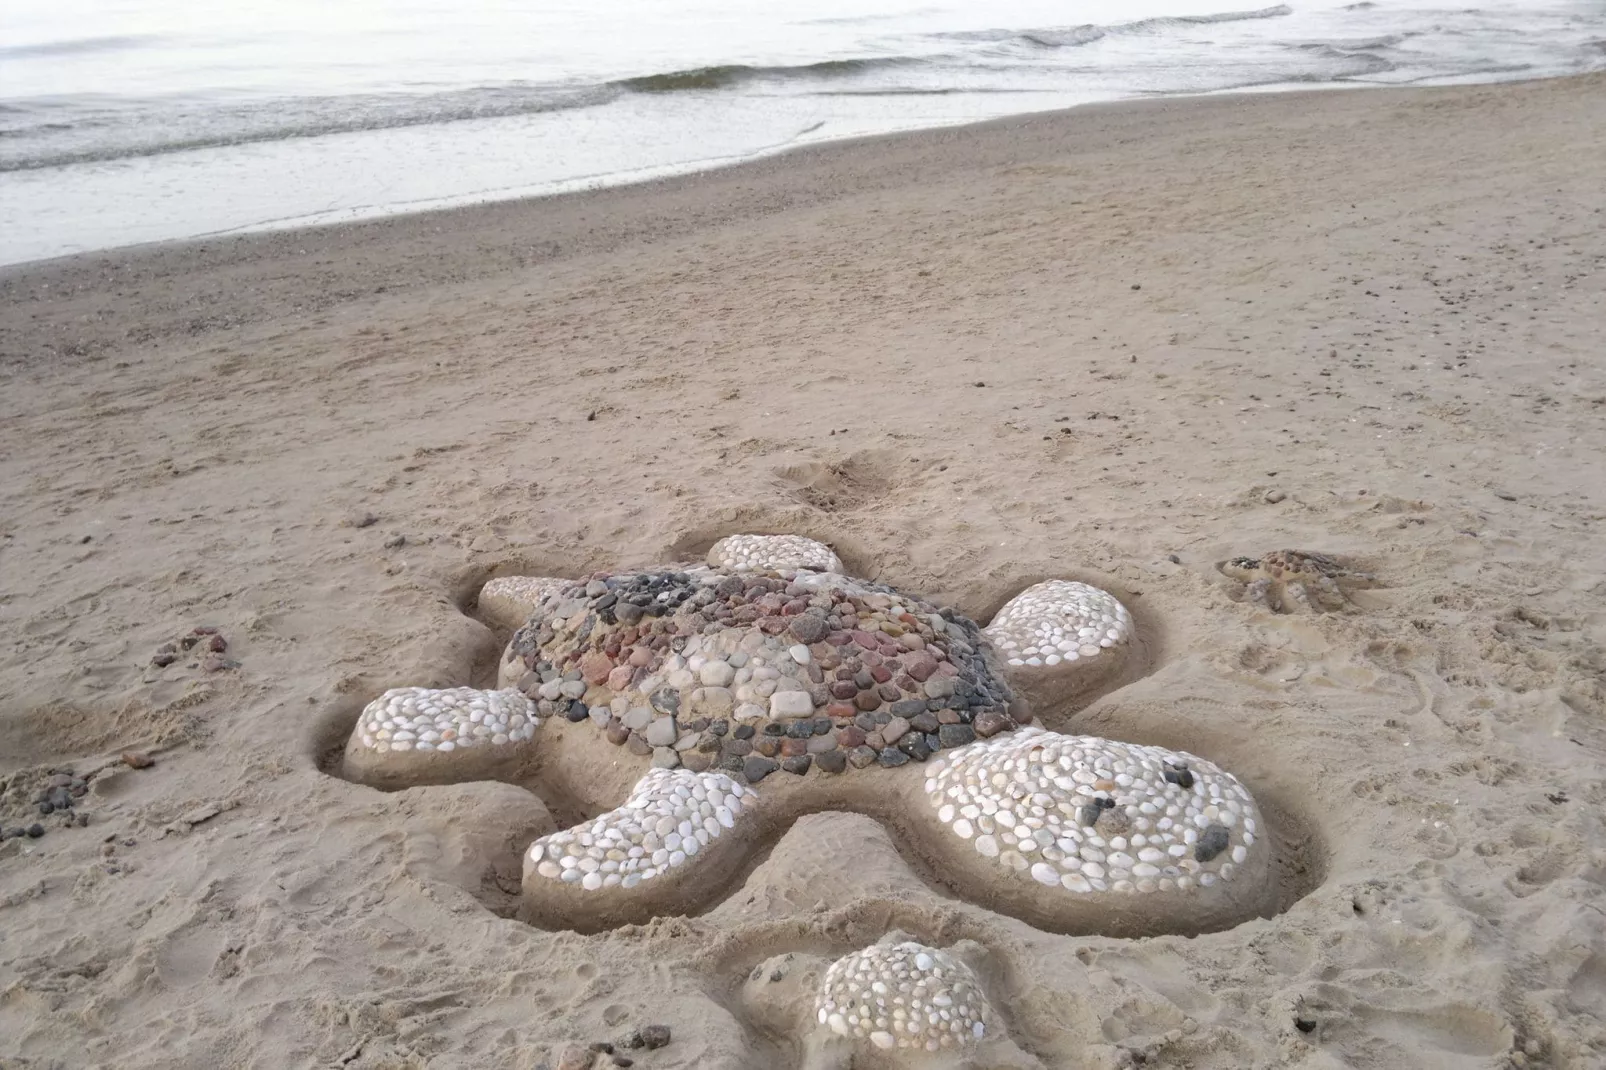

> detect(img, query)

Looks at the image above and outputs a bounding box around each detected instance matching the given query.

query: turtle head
[740,951,826,1032]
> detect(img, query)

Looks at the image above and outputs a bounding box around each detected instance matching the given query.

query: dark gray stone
[1196,824,1232,863]
[743,756,778,783]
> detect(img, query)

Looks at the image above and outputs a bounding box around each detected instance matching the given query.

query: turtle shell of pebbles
[499,567,1020,784]
[816,941,990,1053]
[926,727,1263,898]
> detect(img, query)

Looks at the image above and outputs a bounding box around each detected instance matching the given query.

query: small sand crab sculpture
[341,534,1277,937]
[1219,549,1376,613]
[740,933,1042,1069]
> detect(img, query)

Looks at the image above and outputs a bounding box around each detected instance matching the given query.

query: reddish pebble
[122,751,155,769]
[851,630,878,649]
[869,665,892,684]
[579,650,614,685]
[837,726,867,748]
[825,702,856,719]
[607,665,635,691]
[974,710,1013,737]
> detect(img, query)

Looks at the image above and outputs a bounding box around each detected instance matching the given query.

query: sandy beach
[2,72,1605,1069]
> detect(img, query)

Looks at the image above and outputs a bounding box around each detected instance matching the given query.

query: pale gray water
[2,0,1602,265]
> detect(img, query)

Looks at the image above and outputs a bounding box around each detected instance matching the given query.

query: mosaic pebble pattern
[925,727,1259,894]
[815,942,989,1052]
[983,580,1133,669]
[525,768,756,891]
[707,533,844,574]
[480,575,569,621]
[353,687,538,753]
[505,568,1016,783]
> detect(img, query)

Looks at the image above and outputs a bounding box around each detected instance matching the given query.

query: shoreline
[0,72,1596,364]
[1,70,1604,1068]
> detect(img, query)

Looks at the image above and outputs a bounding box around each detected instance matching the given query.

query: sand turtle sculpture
[340,534,1277,935]
[740,933,1042,1069]
[1219,549,1376,613]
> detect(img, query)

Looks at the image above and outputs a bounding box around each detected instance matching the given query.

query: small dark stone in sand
[26,824,45,839]
[781,755,812,776]
[639,1025,671,1050]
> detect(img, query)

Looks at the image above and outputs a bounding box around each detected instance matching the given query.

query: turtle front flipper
[342,686,541,790]
[982,580,1134,710]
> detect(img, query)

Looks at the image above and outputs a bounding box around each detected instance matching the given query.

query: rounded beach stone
[706,533,844,574]
[521,767,761,927]
[814,940,993,1054]
[983,580,1134,706]
[916,726,1274,933]
[478,575,570,630]
[342,686,539,789]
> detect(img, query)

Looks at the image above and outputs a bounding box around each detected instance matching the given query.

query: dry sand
[2,73,1605,1069]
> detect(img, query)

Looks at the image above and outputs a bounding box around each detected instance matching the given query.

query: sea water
[2,0,1602,264]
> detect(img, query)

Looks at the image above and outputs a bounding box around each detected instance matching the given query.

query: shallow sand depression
[2,73,1606,1070]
